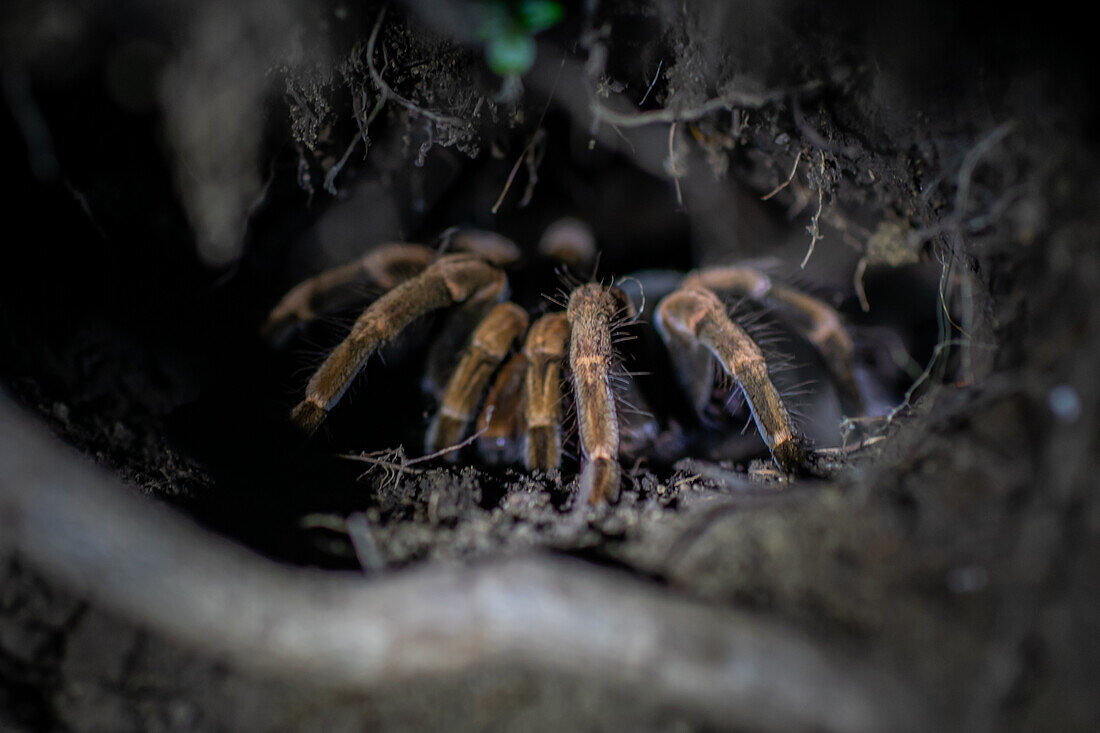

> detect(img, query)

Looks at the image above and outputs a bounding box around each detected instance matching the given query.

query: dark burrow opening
[0,81,943,568]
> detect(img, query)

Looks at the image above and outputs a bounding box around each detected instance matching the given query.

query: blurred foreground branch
[0,392,934,731]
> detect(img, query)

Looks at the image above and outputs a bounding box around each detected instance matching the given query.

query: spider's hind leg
[262,243,436,344]
[765,282,865,417]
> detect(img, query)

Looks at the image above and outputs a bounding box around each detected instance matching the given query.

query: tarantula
[264,220,864,504]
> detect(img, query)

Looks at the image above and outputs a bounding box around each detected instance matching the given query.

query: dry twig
[492,55,565,214]
[591,80,824,128]
[761,148,805,200]
[668,122,684,208]
[340,427,488,490]
[638,59,663,107]
[801,181,825,268]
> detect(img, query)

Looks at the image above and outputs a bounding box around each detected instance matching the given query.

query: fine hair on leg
[656,286,806,472]
[290,254,506,434]
[262,243,436,342]
[683,265,864,415]
[566,283,633,504]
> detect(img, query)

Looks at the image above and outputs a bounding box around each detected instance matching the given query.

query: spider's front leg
[567,284,634,504]
[522,312,571,473]
[656,287,806,472]
[425,302,529,456]
[475,352,529,464]
[290,253,506,434]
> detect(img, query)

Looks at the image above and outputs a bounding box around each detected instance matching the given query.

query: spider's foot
[525,425,560,472]
[290,400,326,435]
[425,414,466,462]
[771,437,808,474]
[580,457,621,505]
[259,312,300,345]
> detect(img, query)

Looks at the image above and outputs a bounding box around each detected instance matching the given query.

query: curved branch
[591,80,824,128]
[0,393,935,732]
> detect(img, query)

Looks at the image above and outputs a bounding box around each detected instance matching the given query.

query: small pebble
[1048,384,1081,424]
[946,565,988,594]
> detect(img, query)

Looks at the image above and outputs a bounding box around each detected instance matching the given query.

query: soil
[2,1,1098,730]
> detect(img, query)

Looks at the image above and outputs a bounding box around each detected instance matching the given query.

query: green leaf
[519,0,563,32]
[487,33,536,75]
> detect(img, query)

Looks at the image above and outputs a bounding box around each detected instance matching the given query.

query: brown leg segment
[683,266,865,416]
[419,230,524,397]
[656,287,805,472]
[422,285,513,400]
[765,284,864,415]
[262,243,436,341]
[476,352,529,465]
[566,284,632,504]
[290,254,506,434]
[522,312,571,474]
[426,302,529,456]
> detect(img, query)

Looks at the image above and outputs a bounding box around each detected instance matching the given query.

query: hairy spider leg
[422,294,506,400]
[616,376,660,458]
[522,312,571,473]
[567,284,634,504]
[262,243,437,342]
[656,287,806,472]
[764,283,864,415]
[421,231,522,398]
[426,302,529,456]
[265,230,520,344]
[683,266,865,415]
[475,352,529,465]
[290,254,507,434]
[537,217,597,272]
